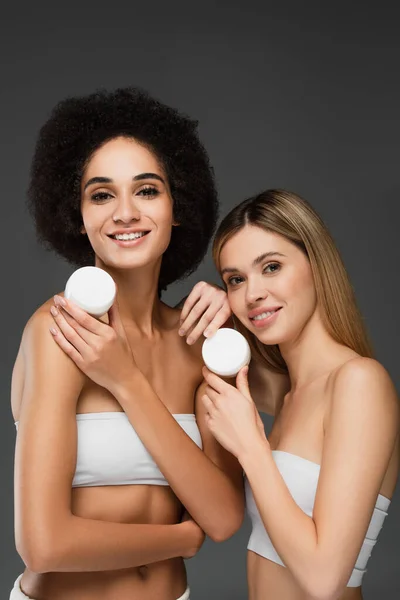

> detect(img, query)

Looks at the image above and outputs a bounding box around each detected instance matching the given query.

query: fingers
[50,305,90,356]
[204,384,220,403]
[179,281,207,324]
[179,282,229,343]
[202,393,215,415]
[185,303,232,345]
[52,303,96,345]
[54,295,107,336]
[49,324,84,367]
[236,366,252,401]
[202,303,232,338]
[202,366,231,393]
[179,296,217,340]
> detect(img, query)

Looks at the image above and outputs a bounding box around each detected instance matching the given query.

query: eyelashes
[91,191,112,202]
[137,186,159,198]
[90,186,159,202]
[226,262,281,287]
[264,262,280,274]
[227,275,244,286]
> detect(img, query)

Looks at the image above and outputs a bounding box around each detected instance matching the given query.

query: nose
[245,277,268,305]
[112,192,141,224]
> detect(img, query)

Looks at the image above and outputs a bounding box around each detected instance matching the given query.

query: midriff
[20,484,187,600]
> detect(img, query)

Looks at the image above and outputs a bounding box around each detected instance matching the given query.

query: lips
[249,307,282,329]
[248,306,282,320]
[107,231,151,249]
[107,230,150,239]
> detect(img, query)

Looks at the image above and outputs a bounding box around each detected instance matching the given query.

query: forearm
[241,443,322,593]
[25,517,189,573]
[113,373,243,539]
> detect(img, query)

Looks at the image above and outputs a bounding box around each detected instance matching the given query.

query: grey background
[1,2,399,598]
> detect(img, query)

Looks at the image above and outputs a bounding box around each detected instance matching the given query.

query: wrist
[110,369,145,403]
[178,520,197,552]
[238,436,271,470]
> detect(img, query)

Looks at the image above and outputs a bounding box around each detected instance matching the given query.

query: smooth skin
[12,137,247,600]
[201,225,399,600]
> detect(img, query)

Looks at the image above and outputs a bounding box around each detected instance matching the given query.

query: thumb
[108,298,126,337]
[236,365,251,400]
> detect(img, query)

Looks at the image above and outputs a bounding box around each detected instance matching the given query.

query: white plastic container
[202,328,251,377]
[64,266,116,317]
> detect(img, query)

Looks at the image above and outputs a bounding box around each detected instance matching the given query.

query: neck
[278,309,348,391]
[95,257,165,337]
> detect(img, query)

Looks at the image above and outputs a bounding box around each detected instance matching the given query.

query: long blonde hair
[213,189,373,374]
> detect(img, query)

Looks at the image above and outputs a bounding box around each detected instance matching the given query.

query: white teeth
[114,232,146,241]
[252,311,276,321]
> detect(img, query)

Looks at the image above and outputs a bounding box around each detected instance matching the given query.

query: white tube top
[245,450,391,587]
[15,412,202,488]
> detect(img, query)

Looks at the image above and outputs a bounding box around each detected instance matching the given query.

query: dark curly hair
[28,87,218,292]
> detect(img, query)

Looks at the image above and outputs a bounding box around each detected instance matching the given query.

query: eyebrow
[83,172,165,191]
[220,252,286,276]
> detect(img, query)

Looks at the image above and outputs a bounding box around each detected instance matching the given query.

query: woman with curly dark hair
[10,88,245,600]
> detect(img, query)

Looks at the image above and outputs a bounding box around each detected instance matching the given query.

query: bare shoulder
[11,298,58,420]
[21,297,58,346]
[328,356,399,432]
[161,302,181,326]
[17,296,85,415]
[332,357,397,402]
[169,302,204,362]
[22,296,85,372]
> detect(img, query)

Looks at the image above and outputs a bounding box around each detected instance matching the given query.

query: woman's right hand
[180,511,206,559]
[178,281,232,345]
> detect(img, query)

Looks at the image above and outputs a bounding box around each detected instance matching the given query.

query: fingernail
[54,295,66,307]
[178,329,185,336]
[49,327,57,335]
[50,306,58,316]
[187,337,193,345]
[204,328,212,337]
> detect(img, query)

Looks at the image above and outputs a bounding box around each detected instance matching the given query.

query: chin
[250,326,286,346]
[254,333,283,346]
[96,254,153,271]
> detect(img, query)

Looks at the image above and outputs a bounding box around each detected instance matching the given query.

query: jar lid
[202,328,251,377]
[65,267,116,317]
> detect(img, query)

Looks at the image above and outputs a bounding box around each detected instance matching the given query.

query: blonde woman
[198,189,399,600]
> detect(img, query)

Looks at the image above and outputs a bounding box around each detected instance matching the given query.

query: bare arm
[114,376,245,542]
[49,298,245,542]
[15,310,200,574]
[241,358,399,599]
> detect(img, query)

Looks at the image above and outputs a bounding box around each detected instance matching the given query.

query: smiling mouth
[250,308,281,321]
[108,231,150,241]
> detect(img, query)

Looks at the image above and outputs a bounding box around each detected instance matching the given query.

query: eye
[263,262,280,274]
[227,275,244,287]
[137,186,159,198]
[91,191,113,202]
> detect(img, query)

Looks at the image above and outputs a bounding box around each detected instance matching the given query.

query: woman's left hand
[49,295,136,396]
[202,366,270,462]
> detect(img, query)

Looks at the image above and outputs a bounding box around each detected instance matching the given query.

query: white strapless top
[15,412,202,488]
[245,450,391,587]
